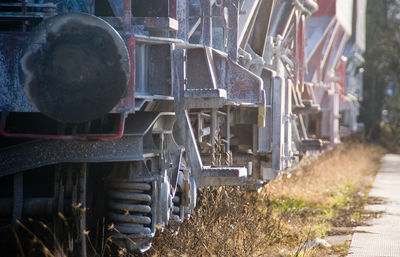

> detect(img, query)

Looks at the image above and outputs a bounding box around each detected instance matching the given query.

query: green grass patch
[271,198,308,212]
[328,182,356,208]
[312,221,330,238]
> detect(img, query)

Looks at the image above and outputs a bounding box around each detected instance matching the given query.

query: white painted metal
[238,0,262,46]
[272,76,285,171]
[335,0,353,35]
[355,0,367,52]
[330,90,340,146]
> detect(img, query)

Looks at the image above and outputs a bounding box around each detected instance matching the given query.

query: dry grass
[262,143,383,256]
[266,142,382,202]
[145,142,383,257]
[147,187,277,256]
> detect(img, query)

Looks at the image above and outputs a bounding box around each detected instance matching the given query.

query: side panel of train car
[0,0,366,254]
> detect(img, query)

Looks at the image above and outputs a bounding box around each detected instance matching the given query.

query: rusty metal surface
[186,47,262,105]
[20,13,130,123]
[0,32,36,112]
[0,111,172,175]
[184,88,227,109]
[0,136,144,176]
[172,48,204,186]
[112,35,136,113]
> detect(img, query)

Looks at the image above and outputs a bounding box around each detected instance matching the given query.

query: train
[0,0,366,255]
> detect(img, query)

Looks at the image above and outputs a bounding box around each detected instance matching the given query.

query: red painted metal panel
[112,35,135,112]
[312,0,353,35]
[169,0,177,19]
[335,57,346,102]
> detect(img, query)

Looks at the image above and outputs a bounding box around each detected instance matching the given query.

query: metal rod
[22,0,27,32]
[217,111,227,116]
[123,0,132,33]
[177,0,188,40]
[211,108,217,161]
[200,0,212,46]
[226,106,230,152]
[197,113,203,143]
[227,0,238,60]
[12,172,23,227]
[53,165,64,256]
[78,163,87,257]
[189,112,211,118]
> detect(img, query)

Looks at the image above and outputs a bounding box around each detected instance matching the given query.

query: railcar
[0,0,366,254]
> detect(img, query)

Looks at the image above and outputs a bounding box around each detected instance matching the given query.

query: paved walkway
[348,154,400,257]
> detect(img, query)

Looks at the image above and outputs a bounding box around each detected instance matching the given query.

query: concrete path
[347,154,400,257]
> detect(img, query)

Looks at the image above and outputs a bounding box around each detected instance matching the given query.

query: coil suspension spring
[172,190,185,222]
[107,180,154,239]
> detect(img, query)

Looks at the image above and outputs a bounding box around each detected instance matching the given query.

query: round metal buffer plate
[20,13,130,123]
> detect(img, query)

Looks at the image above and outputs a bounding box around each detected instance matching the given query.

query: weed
[272,198,307,213]
[312,221,330,238]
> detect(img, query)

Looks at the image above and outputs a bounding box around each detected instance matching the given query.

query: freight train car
[0,0,366,254]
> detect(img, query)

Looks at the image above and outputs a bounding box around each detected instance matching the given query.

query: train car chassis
[0,0,365,254]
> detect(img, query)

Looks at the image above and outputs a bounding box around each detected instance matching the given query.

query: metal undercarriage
[0,0,366,254]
